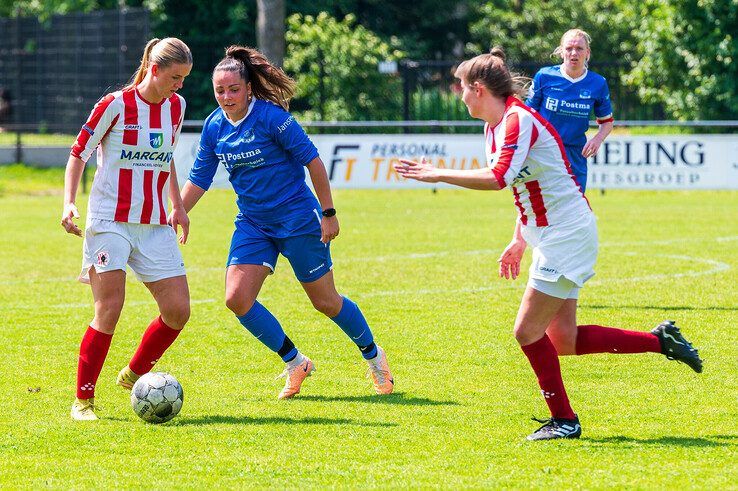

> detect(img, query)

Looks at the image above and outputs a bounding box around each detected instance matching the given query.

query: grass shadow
[298,392,460,406]
[581,304,738,312]
[172,415,397,428]
[583,435,738,448]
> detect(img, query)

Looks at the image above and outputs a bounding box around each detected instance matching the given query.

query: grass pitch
[0,167,736,488]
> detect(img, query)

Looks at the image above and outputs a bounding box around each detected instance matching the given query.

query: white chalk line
[1,252,730,312]
[6,234,735,287]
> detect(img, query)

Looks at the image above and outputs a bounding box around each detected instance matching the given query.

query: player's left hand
[582,137,602,158]
[321,216,339,244]
[168,206,190,244]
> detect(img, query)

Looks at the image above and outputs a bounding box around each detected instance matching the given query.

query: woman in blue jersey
[180,46,393,399]
[526,29,614,192]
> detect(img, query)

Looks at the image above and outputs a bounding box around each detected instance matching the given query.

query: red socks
[576,324,661,355]
[128,316,182,376]
[76,326,113,399]
[521,335,576,419]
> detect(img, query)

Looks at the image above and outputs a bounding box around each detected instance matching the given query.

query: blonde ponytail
[125,37,192,90]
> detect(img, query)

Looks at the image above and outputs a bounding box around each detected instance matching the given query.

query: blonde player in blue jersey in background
[526,29,614,192]
[179,45,394,399]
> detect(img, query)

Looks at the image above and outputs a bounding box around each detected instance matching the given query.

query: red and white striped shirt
[486,97,591,227]
[71,87,185,225]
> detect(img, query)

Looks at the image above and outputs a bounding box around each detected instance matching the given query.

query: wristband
[321,208,336,217]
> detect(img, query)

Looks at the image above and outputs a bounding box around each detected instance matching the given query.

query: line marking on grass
[2,254,728,311]
[3,236,735,286]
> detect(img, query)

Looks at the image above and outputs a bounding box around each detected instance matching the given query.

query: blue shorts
[227,208,333,283]
[564,145,588,193]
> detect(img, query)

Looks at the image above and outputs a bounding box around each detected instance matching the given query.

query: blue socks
[237,301,297,362]
[331,297,377,359]
[238,298,377,362]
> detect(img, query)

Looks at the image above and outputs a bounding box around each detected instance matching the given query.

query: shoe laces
[275,362,303,383]
[77,401,101,414]
[531,416,557,432]
[366,366,390,385]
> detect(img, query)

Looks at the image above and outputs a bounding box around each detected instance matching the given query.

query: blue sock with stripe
[330,297,377,359]
[237,301,298,362]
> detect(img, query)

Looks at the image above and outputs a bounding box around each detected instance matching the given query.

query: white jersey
[485,97,591,226]
[71,87,185,224]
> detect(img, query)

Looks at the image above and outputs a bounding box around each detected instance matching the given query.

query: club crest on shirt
[579,89,592,99]
[150,132,164,149]
[240,129,256,144]
[96,251,110,267]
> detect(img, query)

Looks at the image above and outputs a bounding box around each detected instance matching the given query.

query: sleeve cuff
[187,177,212,192]
[491,167,507,189]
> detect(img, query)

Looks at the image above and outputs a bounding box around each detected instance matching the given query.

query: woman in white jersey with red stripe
[395,48,702,441]
[61,38,193,421]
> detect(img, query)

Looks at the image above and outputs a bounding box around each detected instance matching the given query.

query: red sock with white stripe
[128,316,181,375]
[576,324,661,355]
[76,326,113,400]
[521,334,576,419]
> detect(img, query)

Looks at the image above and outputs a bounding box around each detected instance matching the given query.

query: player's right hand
[61,203,83,237]
[497,239,526,280]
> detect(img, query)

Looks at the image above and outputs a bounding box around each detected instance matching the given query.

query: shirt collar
[225,97,257,127]
[559,65,588,83]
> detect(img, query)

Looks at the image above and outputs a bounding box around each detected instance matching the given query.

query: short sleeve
[269,106,319,166]
[490,111,534,189]
[71,93,119,162]
[594,78,613,121]
[525,71,544,111]
[188,117,220,191]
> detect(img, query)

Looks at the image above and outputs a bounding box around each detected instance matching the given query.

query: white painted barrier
[173,133,738,190]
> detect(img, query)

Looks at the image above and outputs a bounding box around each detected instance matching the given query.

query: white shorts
[80,218,186,284]
[521,211,598,295]
[529,276,580,300]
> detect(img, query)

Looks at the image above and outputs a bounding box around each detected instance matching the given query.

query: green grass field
[1,167,736,488]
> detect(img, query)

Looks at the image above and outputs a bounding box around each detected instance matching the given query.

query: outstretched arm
[394,158,502,190]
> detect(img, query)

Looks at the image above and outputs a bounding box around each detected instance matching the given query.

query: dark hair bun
[489,46,506,61]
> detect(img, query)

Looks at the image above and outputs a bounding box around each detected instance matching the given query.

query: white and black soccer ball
[130,372,183,423]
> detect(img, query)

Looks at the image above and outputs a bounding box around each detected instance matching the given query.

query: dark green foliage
[147,0,258,119]
[284,13,404,121]
[623,0,738,120]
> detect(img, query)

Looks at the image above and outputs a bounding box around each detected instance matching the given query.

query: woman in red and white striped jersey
[395,47,702,441]
[61,37,193,421]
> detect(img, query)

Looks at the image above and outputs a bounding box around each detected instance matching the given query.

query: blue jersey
[526,65,613,149]
[189,99,320,222]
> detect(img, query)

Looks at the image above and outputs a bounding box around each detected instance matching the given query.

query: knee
[162,302,190,330]
[225,293,254,317]
[311,295,342,318]
[95,299,124,330]
[513,324,542,347]
[548,331,576,356]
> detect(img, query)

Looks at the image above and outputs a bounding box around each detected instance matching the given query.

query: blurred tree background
[0,0,735,121]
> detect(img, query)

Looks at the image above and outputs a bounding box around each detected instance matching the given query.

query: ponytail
[214,45,296,110]
[455,46,529,100]
[125,37,192,90]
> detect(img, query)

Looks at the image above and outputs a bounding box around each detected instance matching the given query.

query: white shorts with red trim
[80,218,185,284]
[521,211,598,288]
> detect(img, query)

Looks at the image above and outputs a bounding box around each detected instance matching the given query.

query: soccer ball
[130,372,183,423]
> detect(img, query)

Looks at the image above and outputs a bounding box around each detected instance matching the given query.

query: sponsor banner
[173,133,738,190]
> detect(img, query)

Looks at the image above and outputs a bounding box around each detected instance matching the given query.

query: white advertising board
[174,133,738,190]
